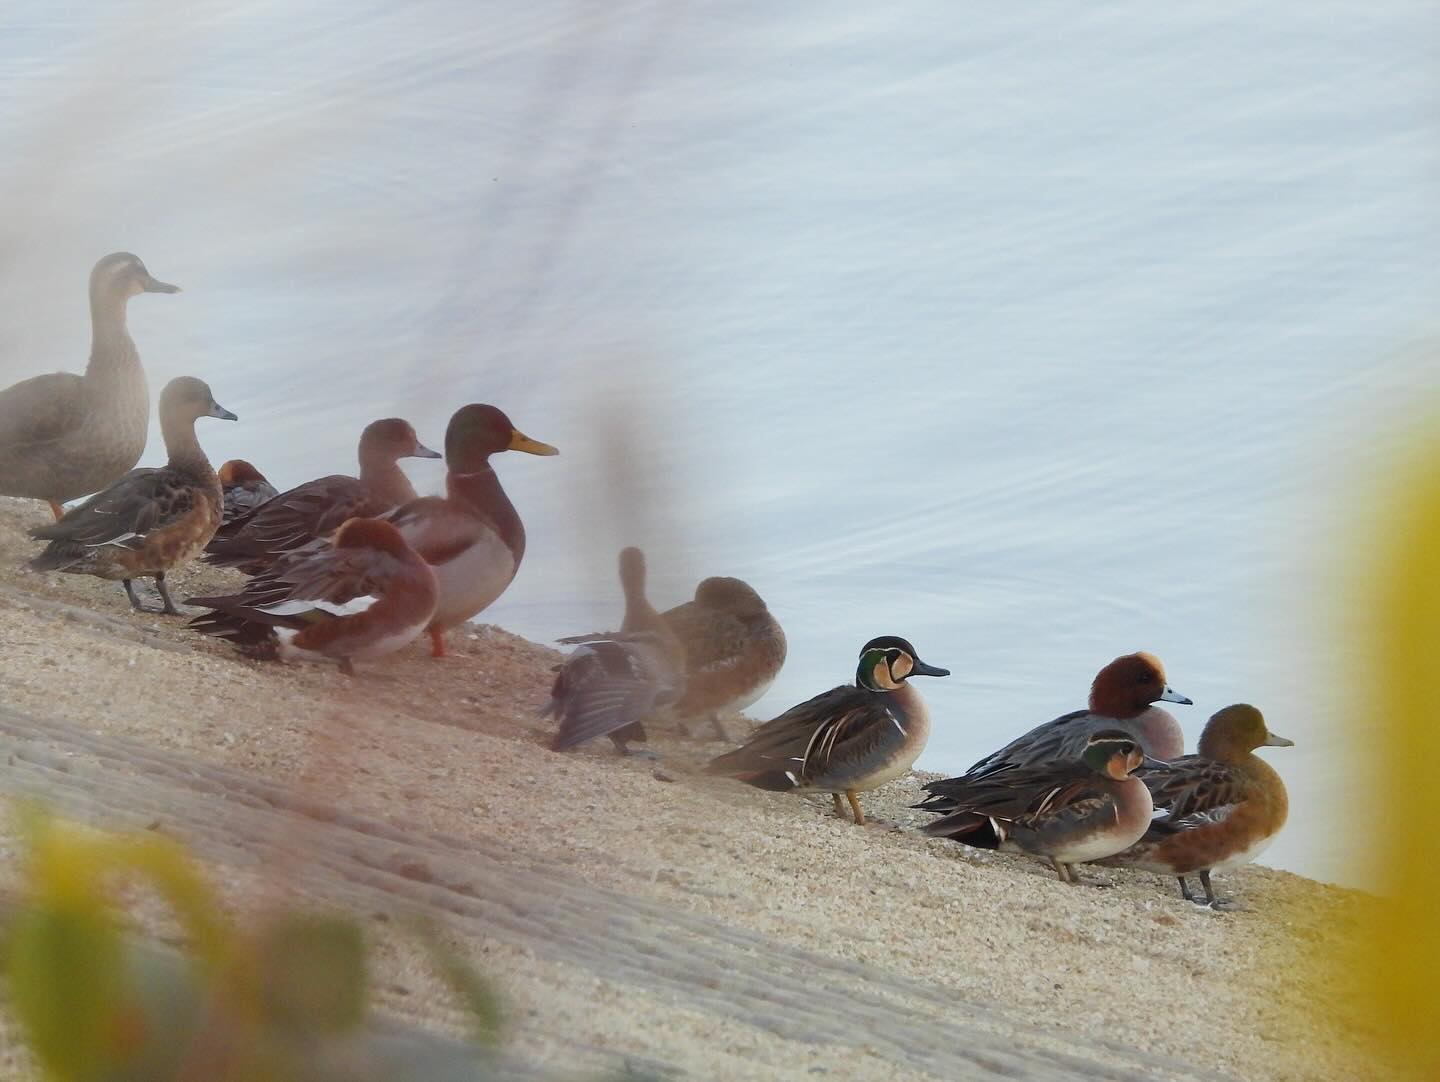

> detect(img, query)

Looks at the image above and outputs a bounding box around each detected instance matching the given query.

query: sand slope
[0,499,1388,1081]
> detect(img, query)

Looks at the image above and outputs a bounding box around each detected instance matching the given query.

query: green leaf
[255,914,368,1038]
[6,903,126,1082]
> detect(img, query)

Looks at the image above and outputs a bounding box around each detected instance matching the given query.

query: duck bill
[143,274,181,294]
[1158,685,1192,705]
[410,441,443,459]
[508,429,558,456]
[208,402,238,421]
[1263,731,1295,747]
[910,660,950,678]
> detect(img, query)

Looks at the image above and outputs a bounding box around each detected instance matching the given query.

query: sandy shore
[0,497,1391,1081]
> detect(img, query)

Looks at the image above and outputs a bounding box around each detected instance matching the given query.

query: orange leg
[48,500,64,521]
[845,790,866,826]
[429,628,446,658]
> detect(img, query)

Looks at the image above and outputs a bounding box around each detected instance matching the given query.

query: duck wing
[705,685,892,788]
[0,371,85,450]
[1143,756,1251,830]
[205,474,383,567]
[959,708,1103,780]
[661,599,744,669]
[547,635,684,751]
[383,496,497,566]
[920,763,1107,843]
[222,479,279,524]
[28,468,194,567]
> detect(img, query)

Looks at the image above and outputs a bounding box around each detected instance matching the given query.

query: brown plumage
[1099,704,1292,908]
[217,459,278,524]
[203,418,439,572]
[660,576,786,740]
[28,376,235,614]
[0,253,180,518]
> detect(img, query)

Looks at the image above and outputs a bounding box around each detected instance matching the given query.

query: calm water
[2,1,1437,886]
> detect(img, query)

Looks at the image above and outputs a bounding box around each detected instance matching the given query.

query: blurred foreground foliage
[1365,429,1440,1079]
[0,808,539,1082]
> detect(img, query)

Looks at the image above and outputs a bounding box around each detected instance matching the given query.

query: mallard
[204,418,439,571]
[217,459,278,524]
[661,576,786,740]
[919,653,1189,815]
[230,404,556,658]
[705,636,948,825]
[27,376,234,614]
[920,730,1153,883]
[186,517,437,675]
[546,547,686,754]
[0,252,180,519]
[1098,704,1292,908]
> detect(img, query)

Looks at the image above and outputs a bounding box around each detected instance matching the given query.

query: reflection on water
[2,1,1437,886]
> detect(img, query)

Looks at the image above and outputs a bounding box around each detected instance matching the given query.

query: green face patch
[856,648,894,690]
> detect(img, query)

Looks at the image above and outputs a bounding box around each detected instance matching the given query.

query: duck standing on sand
[1098,704,1292,909]
[919,653,1190,817]
[661,576,786,741]
[225,404,556,658]
[205,418,439,572]
[706,636,948,825]
[217,460,278,524]
[27,377,234,614]
[0,252,180,519]
[919,730,1153,884]
[547,547,686,755]
[186,517,437,675]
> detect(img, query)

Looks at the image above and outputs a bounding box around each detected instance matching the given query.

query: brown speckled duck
[661,576,786,740]
[0,253,180,519]
[28,376,234,614]
[204,418,438,572]
[547,547,687,755]
[217,459,278,524]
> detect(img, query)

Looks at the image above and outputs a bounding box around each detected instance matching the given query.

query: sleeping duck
[232,404,556,658]
[186,517,437,675]
[706,636,948,825]
[217,459,278,524]
[28,376,234,614]
[204,418,438,572]
[661,576,786,741]
[920,730,1153,885]
[547,547,687,755]
[0,252,181,519]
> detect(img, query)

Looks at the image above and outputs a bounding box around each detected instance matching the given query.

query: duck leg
[844,790,866,826]
[154,574,183,616]
[1177,876,1196,903]
[429,628,447,658]
[338,658,356,677]
[1196,870,1244,910]
[47,500,65,521]
[1049,858,1073,883]
[708,713,729,742]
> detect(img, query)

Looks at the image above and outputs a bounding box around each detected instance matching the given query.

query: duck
[222,404,556,658]
[660,576,786,741]
[705,636,948,825]
[217,459,278,524]
[27,376,234,614]
[204,418,439,572]
[918,653,1189,820]
[1097,704,1292,909]
[546,547,686,754]
[185,517,437,675]
[0,252,180,519]
[920,730,1153,884]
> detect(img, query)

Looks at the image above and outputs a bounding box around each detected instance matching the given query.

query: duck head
[694,576,768,621]
[333,516,415,559]
[159,376,236,425]
[444,404,558,473]
[1088,651,1191,719]
[218,459,267,486]
[1081,730,1145,780]
[1197,704,1293,760]
[359,418,441,466]
[90,252,180,300]
[855,635,949,692]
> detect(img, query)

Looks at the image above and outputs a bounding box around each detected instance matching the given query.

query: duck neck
[358,452,417,506]
[162,412,212,478]
[447,464,524,558]
[1129,705,1184,760]
[86,290,140,381]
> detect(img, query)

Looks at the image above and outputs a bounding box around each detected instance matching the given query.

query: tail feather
[921,810,1004,848]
